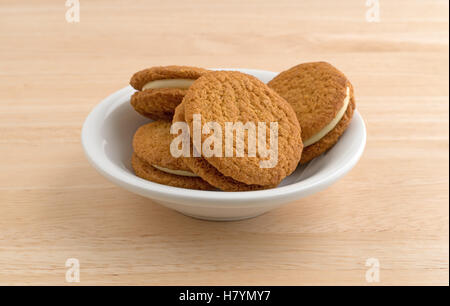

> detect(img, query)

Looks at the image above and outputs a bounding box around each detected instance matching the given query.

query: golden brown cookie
[132,120,215,190]
[132,153,214,190]
[130,66,209,90]
[130,88,187,121]
[268,62,356,163]
[129,65,209,120]
[172,103,275,191]
[133,120,191,172]
[183,71,303,186]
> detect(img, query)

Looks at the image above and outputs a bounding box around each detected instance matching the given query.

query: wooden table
[0,0,448,286]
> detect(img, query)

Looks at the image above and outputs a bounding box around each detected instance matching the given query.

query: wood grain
[0,0,448,285]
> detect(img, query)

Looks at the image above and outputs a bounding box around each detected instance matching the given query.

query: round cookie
[183,71,303,186]
[268,62,356,163]
[131,88,187,121]
[130,65,209,90]
[130,65,209,120]
[299,89,355,163]
[133,120,190,172]
[132,120,214,190]
[132,153,213,190]
[172,103,275,191]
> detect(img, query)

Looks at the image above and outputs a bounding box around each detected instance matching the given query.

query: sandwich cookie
[268,62,356,163]
[173,103,275,191]
[130,65,209,120]
[132,120,214,190]
[183,71,303,187]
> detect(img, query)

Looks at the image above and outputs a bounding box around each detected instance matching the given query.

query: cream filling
[142,79,195,90]
[153,165,199,177]
[303,87,351,147]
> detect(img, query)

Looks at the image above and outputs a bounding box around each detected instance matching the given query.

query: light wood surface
[0,0,448,286]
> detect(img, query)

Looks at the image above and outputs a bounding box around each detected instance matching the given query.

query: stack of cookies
[129,63,355,191]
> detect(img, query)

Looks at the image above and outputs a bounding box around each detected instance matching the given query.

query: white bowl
[82,68,366,221]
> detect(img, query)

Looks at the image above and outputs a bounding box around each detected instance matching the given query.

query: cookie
[132,120,214,190]
[172,103,275,191]
[268,62,356,163]
[130,65,209,120]
[130,88,187,121]
[132,154,213,190]
[133,120,190,172]
[183,71,303,186]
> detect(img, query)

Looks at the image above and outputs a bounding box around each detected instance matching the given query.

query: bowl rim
[81,68,366,205]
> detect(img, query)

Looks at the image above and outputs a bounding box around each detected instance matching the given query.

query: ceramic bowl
[82,68,366,221]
